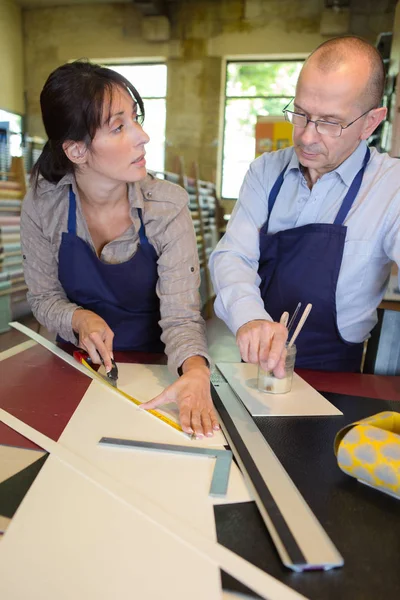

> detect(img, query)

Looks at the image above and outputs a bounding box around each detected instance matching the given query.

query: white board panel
[217,363,342,417]
[0,455,222,600]
[59,371,252,533]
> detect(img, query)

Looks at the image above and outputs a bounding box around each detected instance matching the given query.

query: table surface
[1,343,399,599]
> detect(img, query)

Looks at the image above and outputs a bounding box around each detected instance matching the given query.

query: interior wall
[22,0,397,184]
[0,0,24,114]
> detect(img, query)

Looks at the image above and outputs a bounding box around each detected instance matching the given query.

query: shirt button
[190,267,194,272]
[146,191,152,198]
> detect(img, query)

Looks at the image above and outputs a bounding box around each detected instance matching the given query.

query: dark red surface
[297,369,400,402]
[0,343,398,451]
[0,343,167,448]
[0,422,42,451]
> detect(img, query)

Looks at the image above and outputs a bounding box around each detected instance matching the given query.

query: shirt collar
[48,170,148,210]
[283,148,302,177]
[283,140,368,187]
[334,140,368,187]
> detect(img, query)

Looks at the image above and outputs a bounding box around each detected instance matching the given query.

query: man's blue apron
[58,186,164,352]
[258,148,370,372]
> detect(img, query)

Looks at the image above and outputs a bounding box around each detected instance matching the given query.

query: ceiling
[17,0,128,7]
[16,0,183,9]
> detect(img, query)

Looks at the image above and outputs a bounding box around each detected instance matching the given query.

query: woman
[21,60,219,438]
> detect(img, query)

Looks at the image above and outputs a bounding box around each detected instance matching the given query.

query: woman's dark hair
[31,60,145,188]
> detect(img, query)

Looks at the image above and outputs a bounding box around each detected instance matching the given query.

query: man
[209,36,400,374]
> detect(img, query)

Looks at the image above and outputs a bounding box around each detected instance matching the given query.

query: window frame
[218,56,306,201]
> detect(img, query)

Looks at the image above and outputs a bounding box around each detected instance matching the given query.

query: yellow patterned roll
[334,412,400,500]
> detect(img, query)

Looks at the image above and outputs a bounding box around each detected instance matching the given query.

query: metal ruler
[9,321,184,435]
[210,367,344,572]
[99,437,232,497]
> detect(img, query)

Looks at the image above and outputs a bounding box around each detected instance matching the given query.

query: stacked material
[150,167,219,313]
[0,158,29,332]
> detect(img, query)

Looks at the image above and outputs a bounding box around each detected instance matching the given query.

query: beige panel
[0,0,24,114]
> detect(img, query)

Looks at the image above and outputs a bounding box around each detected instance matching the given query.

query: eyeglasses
[282,99,377,138]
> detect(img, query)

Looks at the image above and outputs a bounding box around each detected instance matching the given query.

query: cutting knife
[73,350,119,388]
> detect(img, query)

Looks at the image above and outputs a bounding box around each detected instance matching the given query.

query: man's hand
[236,319,288,378]
[72,308,114,373]
[140,356,220,438]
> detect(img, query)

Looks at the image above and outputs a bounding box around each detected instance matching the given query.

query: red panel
[0,345,90,443]
[0,422,42,451]
[297,369,400,402]
[0,344,168,447]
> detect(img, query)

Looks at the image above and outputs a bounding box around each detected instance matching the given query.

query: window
[108,64,167,172]
[0,109,23,173]
[221,60,303,199]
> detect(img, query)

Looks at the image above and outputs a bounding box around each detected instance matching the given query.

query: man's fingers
[238,336,250,363]
[259,329,273,369]
[273,349,287,379]
[266,325,288,370]
[247,334,260,365]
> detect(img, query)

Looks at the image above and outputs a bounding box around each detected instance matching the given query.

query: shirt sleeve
[382,188,400,289]
[209,158,273,336]
[155,196,210,374]
[20,190,80,343]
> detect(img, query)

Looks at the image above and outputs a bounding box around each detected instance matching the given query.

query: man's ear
[361,107,387,140]
[62,141,88,165]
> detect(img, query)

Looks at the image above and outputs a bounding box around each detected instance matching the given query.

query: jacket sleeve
[20,190,80,343]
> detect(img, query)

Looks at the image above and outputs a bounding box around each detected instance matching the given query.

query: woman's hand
[72,308,114,372]
[141,356,220,438]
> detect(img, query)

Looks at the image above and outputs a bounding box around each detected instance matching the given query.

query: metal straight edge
[98,437,233,498]
[210,371,344,573]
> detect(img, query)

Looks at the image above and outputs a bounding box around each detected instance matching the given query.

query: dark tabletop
[216,391,400,600]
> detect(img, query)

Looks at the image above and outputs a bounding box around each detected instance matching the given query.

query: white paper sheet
[0,455,222,600]
[0,409,309,600]
[100,362,229,445]
[217,363,342,417]
[58,365,252,540]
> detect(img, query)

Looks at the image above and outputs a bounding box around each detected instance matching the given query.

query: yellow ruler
[79,355,183,434]
[9,321,184,436]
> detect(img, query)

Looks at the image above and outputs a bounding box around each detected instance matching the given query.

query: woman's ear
[62,141,88,165]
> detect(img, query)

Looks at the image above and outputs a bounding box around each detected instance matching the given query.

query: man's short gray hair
[306,36,385,109]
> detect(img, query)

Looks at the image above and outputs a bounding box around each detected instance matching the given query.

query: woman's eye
[113,124,123,133]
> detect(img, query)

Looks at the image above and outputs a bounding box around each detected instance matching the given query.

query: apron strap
[68,186,149,246]
[266,163,289,230]
[333,147,370,226]
[68,186,77,235]
[136,208,148,245]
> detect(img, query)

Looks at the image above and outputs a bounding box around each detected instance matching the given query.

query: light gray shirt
[209,141,400,342]
[21,172,209,373]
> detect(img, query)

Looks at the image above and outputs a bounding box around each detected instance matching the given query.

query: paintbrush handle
[279,311,289,327]
[287,302,302,333]
[288,303,312,348]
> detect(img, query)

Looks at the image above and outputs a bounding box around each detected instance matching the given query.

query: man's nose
[299,120,321,145]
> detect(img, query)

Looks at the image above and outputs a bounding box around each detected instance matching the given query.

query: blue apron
[58,186,164,352]
[258,148,370,372]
